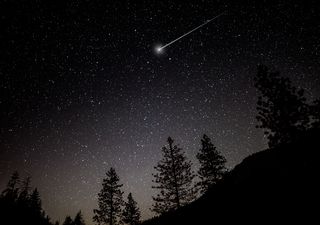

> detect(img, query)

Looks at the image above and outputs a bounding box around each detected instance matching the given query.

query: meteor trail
[156,11,226,53]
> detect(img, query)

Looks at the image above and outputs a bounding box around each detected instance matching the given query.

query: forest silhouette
[1,65,319,225]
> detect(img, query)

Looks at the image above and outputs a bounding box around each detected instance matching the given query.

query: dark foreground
[143,129,319,225]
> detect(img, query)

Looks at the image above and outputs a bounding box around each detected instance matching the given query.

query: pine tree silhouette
[93,167,124,225]
[122,193,141,225]
[73,211,86,225]
[1,171,20,202]
[196,134,227,193]
[151,137,195,215]
[16,176,32,223]
[254,65,310,147]
[18,176,31,202]
[30,188,42,216]
[63,216,73,225]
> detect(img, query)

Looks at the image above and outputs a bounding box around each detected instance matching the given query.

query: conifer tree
[151,137,195,215]
[30,188,42,215]
[63,216,73,225]
[74,211,86,225]
[254,65,310,147]
[122,193,141,225]
[0,172,52,225]
[1,171,20,202]
[18,176,31,205]
[196,134,227,193]
[93,167,124,225]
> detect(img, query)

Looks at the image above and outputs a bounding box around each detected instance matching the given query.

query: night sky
[1,0,319,224]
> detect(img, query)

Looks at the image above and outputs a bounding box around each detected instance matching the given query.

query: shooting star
[155,11,226,54]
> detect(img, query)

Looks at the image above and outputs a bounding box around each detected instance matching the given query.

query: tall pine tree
[30,188,42,216]
[196,134,227,193]
[93,167,124,225]
[151,137,195,215]
[122,193,141,225]
[254,65,310,147]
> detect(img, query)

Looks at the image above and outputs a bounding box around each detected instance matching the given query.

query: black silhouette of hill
[142,129,319,225]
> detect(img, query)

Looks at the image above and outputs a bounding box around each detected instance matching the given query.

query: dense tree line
[0,172,87,225]
[92,135,227,223]
[0,171,54,225]
[62,211,86,225]
[93,133,228,223]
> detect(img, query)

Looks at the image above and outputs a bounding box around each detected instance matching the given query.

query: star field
[0,1,319,224]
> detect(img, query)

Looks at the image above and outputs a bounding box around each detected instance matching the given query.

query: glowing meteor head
[154,44,163,55]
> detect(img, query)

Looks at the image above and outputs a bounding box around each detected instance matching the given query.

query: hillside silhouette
[142,128,319,225]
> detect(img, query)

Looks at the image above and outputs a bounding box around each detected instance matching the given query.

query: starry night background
[1,0,319,224]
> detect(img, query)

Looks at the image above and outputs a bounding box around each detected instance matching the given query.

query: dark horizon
[1,1,319,224]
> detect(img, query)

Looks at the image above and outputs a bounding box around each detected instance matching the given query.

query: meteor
[155,11,226,53]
